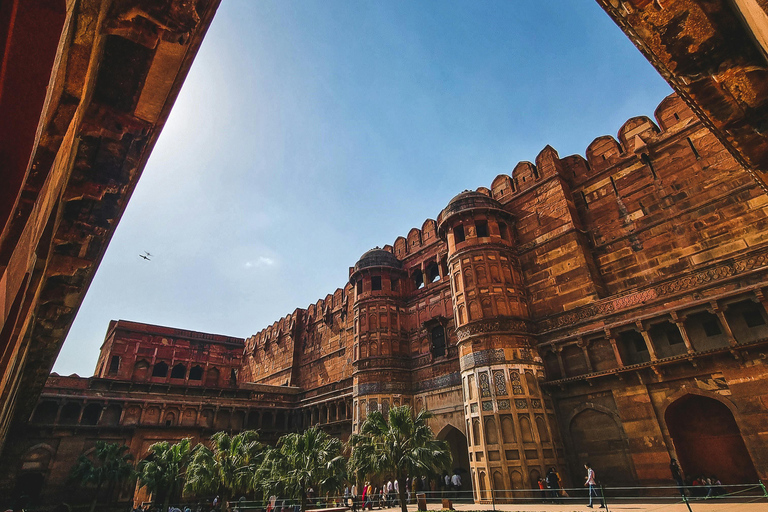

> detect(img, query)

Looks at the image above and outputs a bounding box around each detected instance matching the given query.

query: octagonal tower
[437,191,564,500]
[349,248,410,433]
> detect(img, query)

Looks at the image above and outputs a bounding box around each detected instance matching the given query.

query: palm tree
[70,441,135,512]
[184,430,264,505]
[257,426,346,512]
[137,438,192,512]
[348,405,451,512]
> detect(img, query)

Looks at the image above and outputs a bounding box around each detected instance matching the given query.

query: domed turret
[443,189,502,214]
[352,247,402,274]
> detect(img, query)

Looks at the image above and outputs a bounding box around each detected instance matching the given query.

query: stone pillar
[605,329,624,367]
[76,403,85,425]
[710,301,738,346]
[636,321,659,360]
[577,337,593,373]
[437,191,565,503]
[670,312,695,354]
[53,401,63,425]
[555,348,566,378]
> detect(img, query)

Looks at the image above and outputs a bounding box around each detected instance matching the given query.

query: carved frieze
[355,381,411,396]
[537,248,768,333]
[455,317,534,342]
[460,349,506,371]
[413,372,462,393]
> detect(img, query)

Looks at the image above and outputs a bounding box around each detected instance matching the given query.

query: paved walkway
[365,499,768,512]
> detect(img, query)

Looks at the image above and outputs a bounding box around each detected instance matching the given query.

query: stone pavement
[373,499,768,512]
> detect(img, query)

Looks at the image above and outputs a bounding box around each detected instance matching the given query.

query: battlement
[245,284,351,352]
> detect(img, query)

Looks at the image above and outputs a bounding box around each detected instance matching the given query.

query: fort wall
[6,93,768,505]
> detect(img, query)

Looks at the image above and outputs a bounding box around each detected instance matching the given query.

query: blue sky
[54,1,671,375]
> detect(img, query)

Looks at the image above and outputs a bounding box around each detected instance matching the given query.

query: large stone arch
[665,393,759,485]
[436,424,471,488]
[567,406,634,486]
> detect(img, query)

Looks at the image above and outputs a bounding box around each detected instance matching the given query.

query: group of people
[536,467,565,503]
[345,471,464,511]
[670,459,725,498]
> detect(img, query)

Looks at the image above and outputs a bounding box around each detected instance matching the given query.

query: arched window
[132,360,150,381]
[31,402,58,424]
[100,404,122,426]
[413,269,424,290]
[170,363,186,379]
[108,355,120,375]
[431,325,446,358]
[81,404,102,425]
[59,403,81,425]
[426,262,440,283]
[205,367,220,387]
[454,225,465,243]
[475,220,489,237]
[152,361,168,378]
[189,365,203,381]
[498,222,509,241]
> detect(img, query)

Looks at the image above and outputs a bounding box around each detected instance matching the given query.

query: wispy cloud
[245,256,276,269]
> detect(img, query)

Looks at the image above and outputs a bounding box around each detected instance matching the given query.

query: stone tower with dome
[349,248,411,433]
[436,190,564,495]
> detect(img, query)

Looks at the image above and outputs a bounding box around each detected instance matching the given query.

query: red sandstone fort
[4,92,768,504]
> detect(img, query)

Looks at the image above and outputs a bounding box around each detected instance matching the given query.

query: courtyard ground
[355,499,768,512]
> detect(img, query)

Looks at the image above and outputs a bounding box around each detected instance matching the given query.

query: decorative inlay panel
[493,370,507,396]
[479,372,491,397]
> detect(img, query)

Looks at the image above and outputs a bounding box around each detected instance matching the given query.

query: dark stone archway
[437,424,471,488]
[666,394,758,485]
[568,408,634,486]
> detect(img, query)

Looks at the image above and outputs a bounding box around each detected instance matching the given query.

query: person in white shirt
[584,463,603,508]
[451,471,462,499]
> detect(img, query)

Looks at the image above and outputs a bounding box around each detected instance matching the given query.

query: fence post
[600,484,609,512]
[682,493,693,512]
[491,488,496,512]
[760,480,768,499]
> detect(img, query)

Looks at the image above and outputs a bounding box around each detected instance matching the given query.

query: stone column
[605,329,624,367]
[670,312,695,354]
[53,401,63,425]
[636,321,659,360]
[710,301,738,346]
[555,347,566,378]
[577,337,594,373]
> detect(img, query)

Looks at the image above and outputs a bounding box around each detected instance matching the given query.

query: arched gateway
[665,394,758,485]
[437,424,471,475]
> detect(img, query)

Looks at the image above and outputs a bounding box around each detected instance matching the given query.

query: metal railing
[125,482,768,512]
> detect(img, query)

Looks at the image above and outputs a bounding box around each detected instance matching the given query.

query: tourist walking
[584,463,603,508]
[546,467,561,502]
